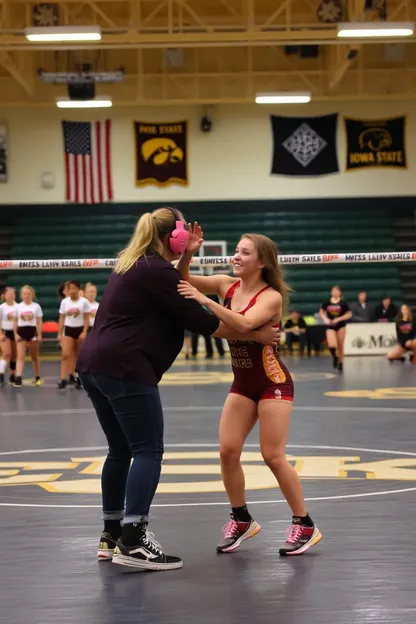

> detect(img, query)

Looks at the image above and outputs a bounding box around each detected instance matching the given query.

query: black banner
[345,116,407,170]
[0,122,7,183]
[271,113,339,176]
[134,120,188,187]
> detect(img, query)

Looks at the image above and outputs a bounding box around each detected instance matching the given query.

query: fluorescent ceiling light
[25,25,101,42]
[255,92,311,104]
[56,97,112,109]
[337,22,414,38]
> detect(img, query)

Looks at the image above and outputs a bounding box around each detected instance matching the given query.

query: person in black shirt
[77,207,280,571]
[284,310,307,355]
[386,304,416,363]
[371,295,398,323]
[319,285,352,372]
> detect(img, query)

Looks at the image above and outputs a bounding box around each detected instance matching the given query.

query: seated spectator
[386,304,416,364]
[371,296,398,323]
[284,310,307,355]
[350,291,373,322]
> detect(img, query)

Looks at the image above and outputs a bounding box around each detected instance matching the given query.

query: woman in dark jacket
[77,207,278,572]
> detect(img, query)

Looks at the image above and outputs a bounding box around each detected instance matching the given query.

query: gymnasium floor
[1,354,415,624]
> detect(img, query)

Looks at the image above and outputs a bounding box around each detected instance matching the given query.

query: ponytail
[114,213,160,274]
[114,207,185,274]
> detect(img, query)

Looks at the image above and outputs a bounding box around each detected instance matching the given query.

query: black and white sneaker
[57,379,67,390]
[112,523,183,571]
[13,376,22,387]
[97,532,118,561]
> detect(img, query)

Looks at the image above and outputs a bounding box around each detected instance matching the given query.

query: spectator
[284,310,307,355]
[350,291,373,322]
[371,296,398,323]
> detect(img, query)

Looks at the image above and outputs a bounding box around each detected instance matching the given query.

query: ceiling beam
[0,50,34,97]
[326,0,366,91]
[82,0,118,29]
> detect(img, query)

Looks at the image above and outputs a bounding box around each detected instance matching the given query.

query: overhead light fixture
[56,96,112,109]
[255,92,311,104]
[25,25,102,42]
[337,22,414,38]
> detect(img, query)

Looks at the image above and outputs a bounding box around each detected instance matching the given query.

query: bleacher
[8,209,402,320]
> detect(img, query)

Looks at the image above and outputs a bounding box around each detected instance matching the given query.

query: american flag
[62,120,113,204]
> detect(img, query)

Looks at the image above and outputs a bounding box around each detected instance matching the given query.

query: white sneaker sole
[112,553,183,571]
[97,548,114,560]
[281,526,323,556]
[218,521,261,553]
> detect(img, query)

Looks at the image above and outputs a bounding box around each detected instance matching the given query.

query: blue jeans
[79,373,164,525]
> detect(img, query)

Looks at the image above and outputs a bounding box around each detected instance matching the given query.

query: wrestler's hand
[185,222,204,255]
[254,324,280,346]
[177,280,208,305]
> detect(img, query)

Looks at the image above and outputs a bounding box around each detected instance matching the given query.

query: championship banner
[0,122,8,183]
[345,116,407,170]
[134,120,188,187]
[270,113,339,176]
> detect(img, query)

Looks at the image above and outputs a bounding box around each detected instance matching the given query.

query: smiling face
[21,287,33,304]
[67,282,80,300]
[4,287,15,305]
[231,237,265,278]
[400,304,411,320]
[331,286,342,299]
[84,284,97,303]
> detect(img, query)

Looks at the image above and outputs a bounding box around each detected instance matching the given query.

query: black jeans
[79,372,164,525]
[285,332,307,353]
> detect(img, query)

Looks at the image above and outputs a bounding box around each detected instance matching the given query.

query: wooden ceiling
[0,0,415,106]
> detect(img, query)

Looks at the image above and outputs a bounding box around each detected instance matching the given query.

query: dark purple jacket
[76,253,219,385]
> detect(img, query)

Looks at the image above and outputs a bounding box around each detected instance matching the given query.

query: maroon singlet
[224,281,294,403]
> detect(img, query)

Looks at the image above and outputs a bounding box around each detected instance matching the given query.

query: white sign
[345,323,397,356]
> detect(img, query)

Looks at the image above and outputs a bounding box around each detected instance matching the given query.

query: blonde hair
[240,234,291,314]
[84,282,97,291]
[21,284,35,299]
[114,207,185,274]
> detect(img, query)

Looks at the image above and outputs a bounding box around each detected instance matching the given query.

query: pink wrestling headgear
[167,207,189,255]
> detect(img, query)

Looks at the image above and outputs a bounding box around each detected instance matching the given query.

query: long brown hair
[240,233,291,313]
[114,207,185,274]
[396,304,413,323]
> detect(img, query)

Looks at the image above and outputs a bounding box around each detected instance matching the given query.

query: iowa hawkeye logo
[1,450,415,495]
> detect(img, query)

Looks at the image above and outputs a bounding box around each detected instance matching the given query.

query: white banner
[345,323,397,355]
[0,251,416,271]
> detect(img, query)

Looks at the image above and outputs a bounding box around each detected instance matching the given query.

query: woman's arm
[82,312,90,336]
[178,281,281,333]
[214,322,280,345]
[37,316,43,343]
[58,313,65,341]
[319,308,330,325]
[335,310,352,323]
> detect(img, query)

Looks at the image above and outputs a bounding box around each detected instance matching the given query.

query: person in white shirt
[14,285,43,387]
[84,282,99,332]
[58,280,90,389]
[0,287,18,384]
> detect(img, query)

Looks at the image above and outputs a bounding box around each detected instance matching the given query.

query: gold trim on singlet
[262,346,286,384]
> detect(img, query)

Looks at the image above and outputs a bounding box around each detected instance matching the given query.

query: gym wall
[0,100,414,205]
